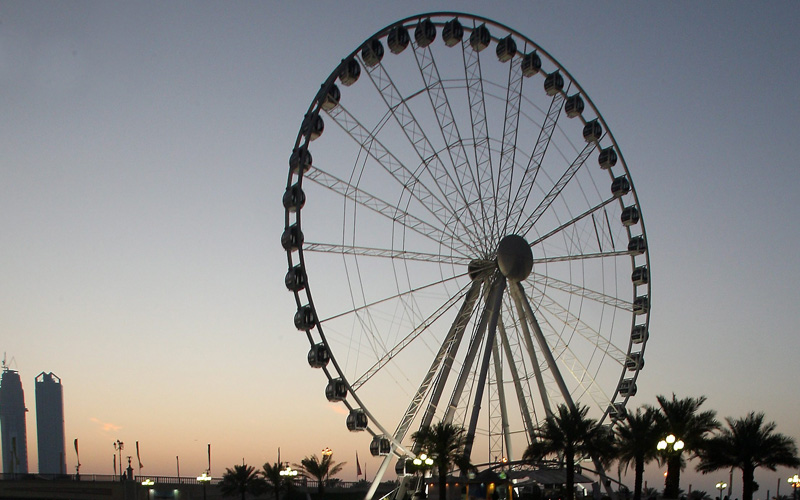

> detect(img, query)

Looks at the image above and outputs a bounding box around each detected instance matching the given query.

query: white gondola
[628,235,647,254]
[325,378,348,402]
[611,176,630,198]
[387,25,410,54]
[565,94,584,118]
[631,325,649,344]
[361,38,384,67]
[625,352,644,371]
[469,24,490,52]
[281,223,304,252]
[320,84,340,111]
[284,264,306,292]
[521,51,541,77]
[415,18,436,47]
[370,436,392,456]
[496,35,516,62]
[282,184,305,212]
[339,58,361,86]
[582,119,602,143]
[395,457,410,476]
[621,205,640,226]
[631,266,649,285]
[544,71,564,96]
[346,409,368,431]
[294,305,316,331]
[289,147,312,175]
[598,147,617,169]
[442,18,463,47]
[301,114,324,141]
[307,343,329,368]
[633,295,649,315]
[618,378,637,397]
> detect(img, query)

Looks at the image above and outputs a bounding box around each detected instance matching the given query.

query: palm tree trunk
[439,464,447,500]
[664,455,681,499]
[742,466,755,500]
[633,456,645,500]
[565,451,575,500]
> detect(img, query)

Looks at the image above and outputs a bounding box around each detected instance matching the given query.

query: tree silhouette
[262,462,294,500]
[523,404,614,500]
[294,453,346,496]
[219,464,267,500]
[697,412,799,500]
[655,394,718,498]
[412,421,473,500]
[615,406,663,500]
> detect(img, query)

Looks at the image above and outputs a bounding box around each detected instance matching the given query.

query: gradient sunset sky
[2,1,799,497]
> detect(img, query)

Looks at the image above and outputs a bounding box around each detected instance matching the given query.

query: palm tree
[688,490,713,500]
[655,394,719,499]
[262,462,294,500]
[411,421,473,500]
[523,403,614,500]
[696,412,799,500]
[615,406,663,500]
[219,464,267,500]
[294,453,346,496]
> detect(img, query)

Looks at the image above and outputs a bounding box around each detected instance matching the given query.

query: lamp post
[657,434,684,499]
[412,453,435,499]
[716,481,727,500]
[788,474,799,500]
[198,472,212,500]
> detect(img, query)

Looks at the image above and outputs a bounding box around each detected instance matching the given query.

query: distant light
[657,441,667,450]
[673,440,685,451]
[198,472,212,483]
[665,434,676,444]
[142,479,155,486]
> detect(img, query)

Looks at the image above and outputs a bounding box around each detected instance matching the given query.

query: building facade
[0,367,29,474]
[35,372,66,474]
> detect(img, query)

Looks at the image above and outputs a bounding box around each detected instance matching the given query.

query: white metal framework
[282,12,650,495]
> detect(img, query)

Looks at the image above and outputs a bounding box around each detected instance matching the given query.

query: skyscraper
[35,372,66,474]
[0,366,29,474]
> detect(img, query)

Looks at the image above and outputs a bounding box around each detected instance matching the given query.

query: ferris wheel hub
[496,234,533,282]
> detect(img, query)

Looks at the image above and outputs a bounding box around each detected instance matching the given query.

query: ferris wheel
[282,11,650,488]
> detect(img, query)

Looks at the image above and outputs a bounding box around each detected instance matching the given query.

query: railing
[0,473,219,485]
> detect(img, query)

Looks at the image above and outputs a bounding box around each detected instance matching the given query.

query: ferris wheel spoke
[528,196,618,248]
[517,140,597,239]
[526,277,629,362]
[460,32,495,244]
[528,285,616,410]
[531,248,636,265]
[349,280,474,391]
[509,91,567,235]
[322,271,466,324]
[495,49,525,240]
[302,242,473,266]
[324,103,478,252]
[488,334,513,460]
[528,272,633,312]
[358,57,487,254]
[304,167,472,257]
[412,41,488,253]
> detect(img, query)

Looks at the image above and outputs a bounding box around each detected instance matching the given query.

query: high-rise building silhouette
[0,366,29,474]
[35,372,65,474]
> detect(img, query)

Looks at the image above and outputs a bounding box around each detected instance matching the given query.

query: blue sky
[2,1,799,496]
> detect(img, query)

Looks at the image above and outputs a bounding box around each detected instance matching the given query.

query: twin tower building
[0,367,66,475]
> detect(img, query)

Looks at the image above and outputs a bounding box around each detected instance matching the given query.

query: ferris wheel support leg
[512,281,577,410]
[509,284,554,418]
[463,275,507,460]
[497,319,537,445]
[490,334,513,460]
[364,452,395,500]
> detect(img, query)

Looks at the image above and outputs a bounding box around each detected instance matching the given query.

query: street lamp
[788,474,799,500]
[280,465,298,478]
[322,447,332,456]
[198,472,212,500]
[657,434,684,499]
[715,481,727,500]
